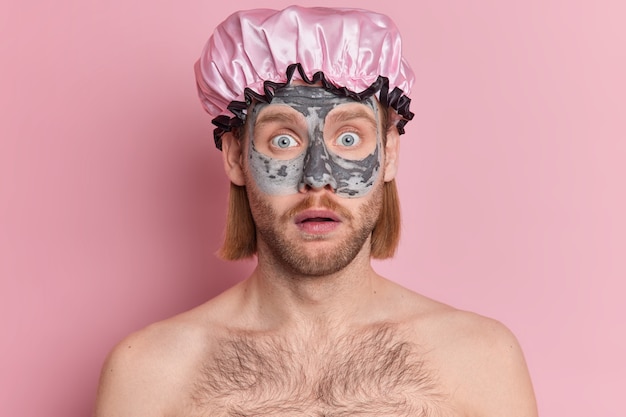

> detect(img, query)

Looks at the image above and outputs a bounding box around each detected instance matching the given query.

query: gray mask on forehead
[247,86,382,198]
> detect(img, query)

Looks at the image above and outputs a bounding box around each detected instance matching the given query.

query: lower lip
[296,221,340,234]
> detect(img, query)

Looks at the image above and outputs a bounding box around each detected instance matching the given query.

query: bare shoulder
[94,295,234,417]
[402,299,538,417]
[94,318,198,416]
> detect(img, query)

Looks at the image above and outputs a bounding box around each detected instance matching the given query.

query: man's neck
[243,243,385,332]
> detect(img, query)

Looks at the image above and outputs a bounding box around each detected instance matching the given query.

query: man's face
[242,85,388,275]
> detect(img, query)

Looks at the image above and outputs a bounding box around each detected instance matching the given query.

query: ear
[383,128,400,182]
[221,132,246,186]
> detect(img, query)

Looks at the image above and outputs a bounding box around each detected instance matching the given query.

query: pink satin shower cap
[194,6,415,149]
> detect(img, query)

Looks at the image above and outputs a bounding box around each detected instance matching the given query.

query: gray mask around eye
[247,86,382,198]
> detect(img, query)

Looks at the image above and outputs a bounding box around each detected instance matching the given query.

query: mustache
[283,194,354,221]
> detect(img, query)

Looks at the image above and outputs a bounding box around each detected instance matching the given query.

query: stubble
[248,186,383,277]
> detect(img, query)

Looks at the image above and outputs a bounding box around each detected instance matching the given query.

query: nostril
[299,171,337,191]
[298,178,337,194]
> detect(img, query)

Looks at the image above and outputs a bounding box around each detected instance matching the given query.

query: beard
[248,187,383,277]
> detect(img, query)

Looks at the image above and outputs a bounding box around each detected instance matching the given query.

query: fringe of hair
[217,183,256,260]
[370,180,401,259]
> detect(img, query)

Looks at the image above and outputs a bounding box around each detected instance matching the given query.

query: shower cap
[194,6,415,150]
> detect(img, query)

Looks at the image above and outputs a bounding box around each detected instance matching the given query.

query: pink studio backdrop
[1,0,624,415]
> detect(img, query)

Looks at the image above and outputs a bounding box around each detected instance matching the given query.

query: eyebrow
[326,107,378,130]
[254,111,303,129]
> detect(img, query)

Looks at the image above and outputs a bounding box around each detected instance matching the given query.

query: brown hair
[217,106,401,260]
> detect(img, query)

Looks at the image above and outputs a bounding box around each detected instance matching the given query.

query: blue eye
[337,132,361,147]
[271,135,298,148]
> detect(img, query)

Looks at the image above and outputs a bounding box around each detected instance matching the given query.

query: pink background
[1,0,624,415]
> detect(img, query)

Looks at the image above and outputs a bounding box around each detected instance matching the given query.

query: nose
[298,138,337,192]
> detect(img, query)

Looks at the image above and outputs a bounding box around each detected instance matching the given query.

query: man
[95,6,537,416]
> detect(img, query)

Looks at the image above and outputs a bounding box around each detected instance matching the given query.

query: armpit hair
[190,323,448,417]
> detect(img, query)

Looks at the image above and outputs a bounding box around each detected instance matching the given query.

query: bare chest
[185,325,450,417]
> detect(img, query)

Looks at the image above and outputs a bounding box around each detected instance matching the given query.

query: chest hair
[188,323,448,417]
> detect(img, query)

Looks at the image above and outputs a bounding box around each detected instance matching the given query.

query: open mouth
[294,210,341,233]
[300,217,336,223]
[294,210,340,224]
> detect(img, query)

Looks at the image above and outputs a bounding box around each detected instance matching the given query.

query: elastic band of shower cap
[194,6,415,150]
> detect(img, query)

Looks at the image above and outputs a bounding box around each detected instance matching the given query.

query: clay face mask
[247,86,382,198]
